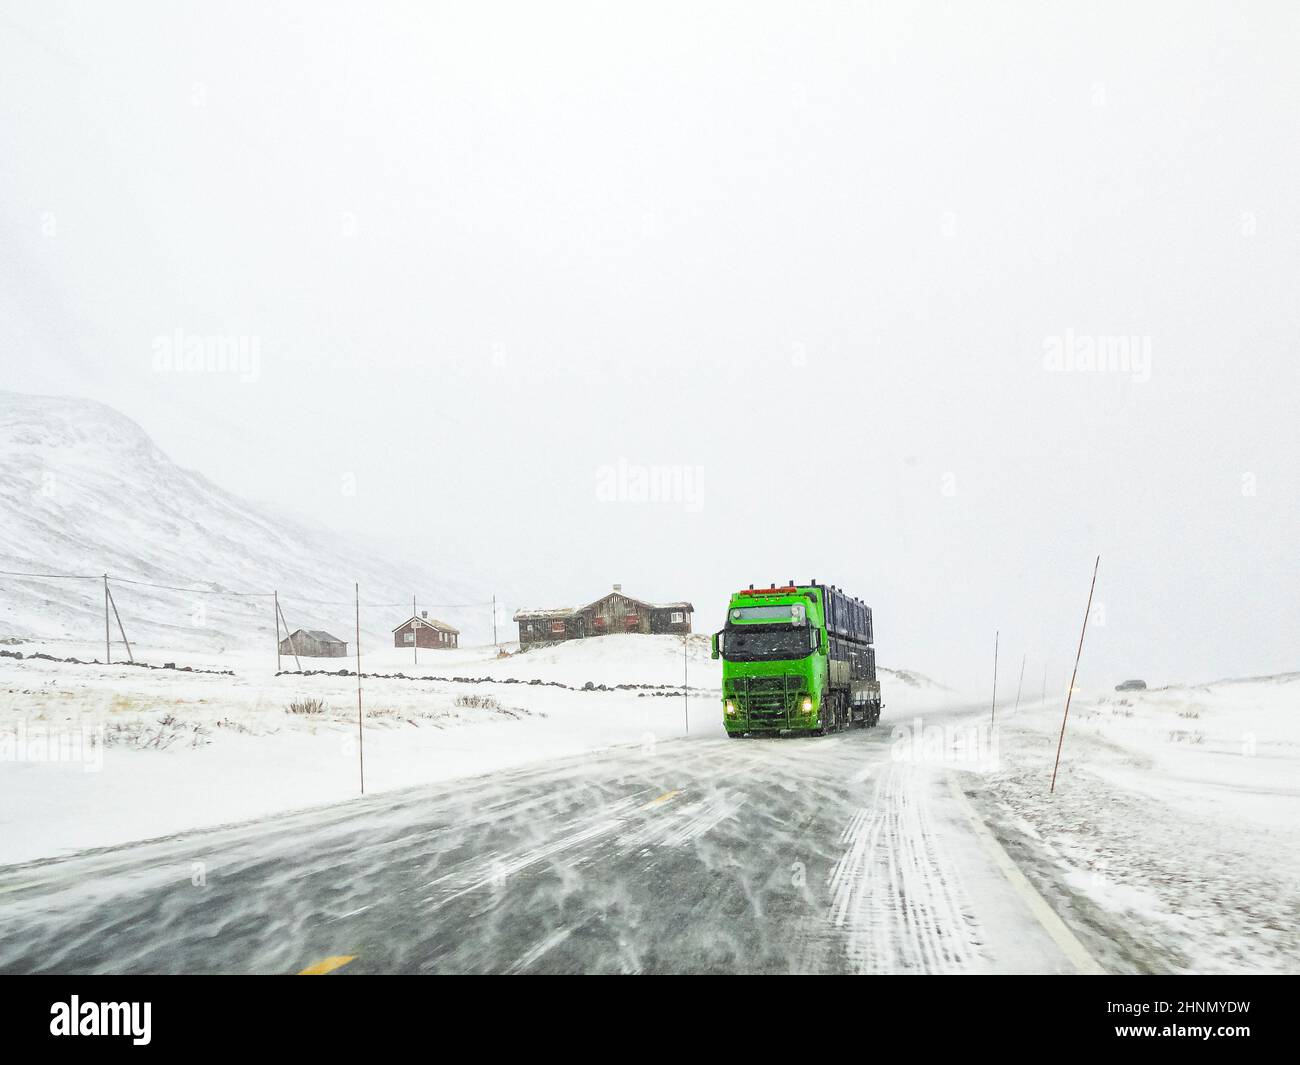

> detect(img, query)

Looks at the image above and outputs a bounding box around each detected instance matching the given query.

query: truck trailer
[711,581,882,736]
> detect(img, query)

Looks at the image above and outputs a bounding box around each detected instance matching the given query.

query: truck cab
[711,583,881,736]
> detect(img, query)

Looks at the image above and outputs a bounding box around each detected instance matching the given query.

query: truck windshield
[723,626,815,662]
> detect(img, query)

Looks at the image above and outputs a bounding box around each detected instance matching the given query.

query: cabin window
[404,632,414,644]
[670,611,684,624]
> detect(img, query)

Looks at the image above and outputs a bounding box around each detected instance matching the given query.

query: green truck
[711,581,882,737]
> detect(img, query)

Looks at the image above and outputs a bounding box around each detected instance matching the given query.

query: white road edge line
[945,773,1105,975]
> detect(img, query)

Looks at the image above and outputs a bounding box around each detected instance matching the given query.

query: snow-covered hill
[0,392,489,652]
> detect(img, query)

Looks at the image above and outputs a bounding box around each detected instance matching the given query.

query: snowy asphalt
[0,704,1091,974]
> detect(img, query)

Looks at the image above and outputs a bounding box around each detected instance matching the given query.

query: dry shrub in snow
[286,697,326,716]
[104,714,210,750]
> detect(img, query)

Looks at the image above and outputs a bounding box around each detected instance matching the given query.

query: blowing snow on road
[0,701,1092,975]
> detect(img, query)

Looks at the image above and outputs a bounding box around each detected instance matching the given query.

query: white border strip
[947,773,1105,974]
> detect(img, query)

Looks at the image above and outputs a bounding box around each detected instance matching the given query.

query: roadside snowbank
[964,673,1300,973]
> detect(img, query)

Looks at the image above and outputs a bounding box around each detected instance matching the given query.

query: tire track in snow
[826,764,981,973]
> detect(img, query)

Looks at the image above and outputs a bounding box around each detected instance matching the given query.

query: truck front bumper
[723,697,818,735]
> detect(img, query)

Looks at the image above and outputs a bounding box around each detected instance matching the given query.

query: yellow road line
[644,789,680,808]
[298,954,356,975]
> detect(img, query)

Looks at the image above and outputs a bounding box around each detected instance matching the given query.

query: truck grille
[730,675,804,723]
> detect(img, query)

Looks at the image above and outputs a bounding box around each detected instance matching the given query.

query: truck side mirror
[711,631,722,660]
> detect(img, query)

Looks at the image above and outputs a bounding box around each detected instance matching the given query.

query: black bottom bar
[1,975,1293,1053]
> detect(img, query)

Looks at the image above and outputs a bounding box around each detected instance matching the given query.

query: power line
[288,597,494,609]
[0,568,100,581]
[107,575,275,597]
[1,565,496,610]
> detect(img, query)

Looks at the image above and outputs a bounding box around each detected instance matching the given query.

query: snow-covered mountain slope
[0,392,488,653]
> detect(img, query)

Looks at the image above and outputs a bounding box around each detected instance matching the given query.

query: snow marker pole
[356,581,364,795]
[1013,652,1026,714]
[990,630,999,725]
[1051,555,1101,794]
[274,591,281,672]
[103,574,110,664]
[683,632,689,736]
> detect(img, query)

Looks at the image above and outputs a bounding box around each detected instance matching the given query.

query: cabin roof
[286,629,345,643]
[514,592,694,621]
[512,606,577,621]
[391,615,459,634]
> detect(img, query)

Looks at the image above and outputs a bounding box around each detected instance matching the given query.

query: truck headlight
[725,701,737,716]
[801,697,813,713]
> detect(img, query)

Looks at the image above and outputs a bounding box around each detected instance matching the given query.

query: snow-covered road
[0,702,1097,975]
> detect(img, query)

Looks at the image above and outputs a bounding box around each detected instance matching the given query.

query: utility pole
[103,574,110,664]
[277,597,301,671]
[492,594,498,648]
[356,582,365,795]
[412,594,418,668]
[1052,556,1101,793]
[990,630,999,725]
[106,582,134,664]
[274,590,281,672]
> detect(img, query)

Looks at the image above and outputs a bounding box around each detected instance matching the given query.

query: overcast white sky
[2,1,1297,690]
